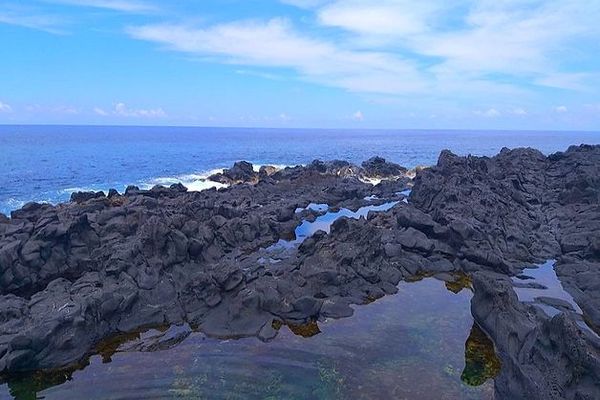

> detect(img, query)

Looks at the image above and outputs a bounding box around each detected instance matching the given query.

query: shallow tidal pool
[0,277,499,400]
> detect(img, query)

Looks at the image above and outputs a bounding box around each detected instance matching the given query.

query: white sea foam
[360,177,382,186]
[59,187,98,194]
[151,163,296,192]
[142,163,299,194]
[4,198,26,210]
[3,164,297,216]
[252,164,291,172]
[0,197,27,215]
[139,169,228,192]
[1,197,55,216]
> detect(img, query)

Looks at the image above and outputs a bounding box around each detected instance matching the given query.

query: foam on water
[252,163,293,172]
[360,177,382,185]
[3,198,26,212]
[138,169,229,192]
[60,187,99,194]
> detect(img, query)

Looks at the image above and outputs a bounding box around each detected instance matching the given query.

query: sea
[1,125,599,216]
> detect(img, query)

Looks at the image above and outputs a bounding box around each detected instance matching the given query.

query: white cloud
[127,18,428,96]
[318,1,440,37]
[555,105,568,113]
[93,103,166,118]
[352,110,364,121]
[0,101,13,113]
[24,104,79,114]
[314,1,600,92]
[42,0,155,13]
[113,102,167,118]
[475,108,500,118]
[512,108,527,116]
[94,107,109,116]
[56,105,79,114]
[126,1,600,102]
[0,7,65,34]
[235,69,283,81]
[280,0,327,9]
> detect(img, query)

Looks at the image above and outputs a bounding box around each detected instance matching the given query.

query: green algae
[461,324,502,386]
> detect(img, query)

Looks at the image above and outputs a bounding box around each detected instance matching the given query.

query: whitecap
[252,163,291,172]
[139,168,228,192]
[59,187,98,195]
[360,177,382,186]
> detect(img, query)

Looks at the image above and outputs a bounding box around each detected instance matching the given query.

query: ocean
[1,125,599,216]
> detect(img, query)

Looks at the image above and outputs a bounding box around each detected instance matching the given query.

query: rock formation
[0,145,599,399]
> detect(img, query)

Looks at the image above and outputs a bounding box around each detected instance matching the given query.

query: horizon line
[1,123,600,134]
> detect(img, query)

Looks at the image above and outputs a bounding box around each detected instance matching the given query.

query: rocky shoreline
[0,146,599,399]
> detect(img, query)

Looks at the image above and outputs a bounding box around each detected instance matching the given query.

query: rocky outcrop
[472,273,600,400]
[1,146,599,399]
[361,156,407,178]
[410,145,600,326]
[208,161,259,184]
[0,160,409,374]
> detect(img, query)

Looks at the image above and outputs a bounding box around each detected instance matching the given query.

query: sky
[0,0,600,129]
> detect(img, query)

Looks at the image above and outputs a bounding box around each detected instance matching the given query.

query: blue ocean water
[1,125,599,216]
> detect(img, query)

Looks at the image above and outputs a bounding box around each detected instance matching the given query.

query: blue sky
[0,0,600,129]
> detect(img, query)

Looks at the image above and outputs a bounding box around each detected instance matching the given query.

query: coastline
[0,146,599,399]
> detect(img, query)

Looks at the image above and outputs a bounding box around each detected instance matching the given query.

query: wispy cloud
[235,69,283,81]
[126,0,600,102]
[0,5,66,34]
[93,106,109,116]
[280,0,328,9]
[314,0,600,92]
[24,104,80,114]
[41,0,156,13]
[95,102,167,118]
[352,110,364,121]
[317,1,440,37]
[127,18,427,95]
[475,108,500,118]
[0,101,12,113]
[555,105,568,113]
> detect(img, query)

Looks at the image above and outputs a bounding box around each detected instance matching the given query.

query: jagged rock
[361,156,407,178]
[1,147,600,400]
[209,161,258,184]
[70,191,105,203]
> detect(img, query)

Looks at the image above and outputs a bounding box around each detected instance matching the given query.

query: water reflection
[512,260,598,337]
[513,260,582,314]
[268,201,399,252]
[0,275,499,400]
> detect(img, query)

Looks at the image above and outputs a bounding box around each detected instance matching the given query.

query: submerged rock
[461,323,502,387]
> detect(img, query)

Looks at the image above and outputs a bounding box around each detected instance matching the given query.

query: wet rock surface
[0,146,599,399]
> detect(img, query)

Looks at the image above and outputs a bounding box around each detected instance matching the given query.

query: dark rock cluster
[0,146,599,399]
